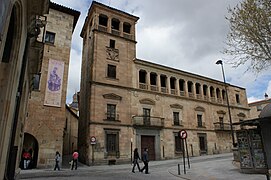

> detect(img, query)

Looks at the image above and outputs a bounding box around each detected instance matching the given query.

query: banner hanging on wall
[44,59,64,107]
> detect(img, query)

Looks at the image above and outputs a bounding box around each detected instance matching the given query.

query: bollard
[178,164,180,175]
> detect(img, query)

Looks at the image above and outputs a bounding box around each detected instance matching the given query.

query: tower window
[45,31,55,44]
[123,22,131,34]
[236,94,240,104]
[111,18,120,30]
[197,114,203,127]
[173,112,180,125]
[107,64,116,79]
[110,39,115,48]
[99,14,108,27]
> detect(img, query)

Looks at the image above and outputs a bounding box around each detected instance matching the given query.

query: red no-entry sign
[179,130,187,139]
[90,136,96,145]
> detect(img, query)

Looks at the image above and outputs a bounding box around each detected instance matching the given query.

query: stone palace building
[78,1,250,165]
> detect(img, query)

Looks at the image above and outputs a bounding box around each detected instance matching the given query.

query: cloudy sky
[51,0,271,104]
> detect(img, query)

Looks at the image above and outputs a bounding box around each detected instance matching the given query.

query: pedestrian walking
[71,150,79,170]
[140,148,149,174]
[132,148,141,173]
[22,150,31,169]
[54,151,61,170]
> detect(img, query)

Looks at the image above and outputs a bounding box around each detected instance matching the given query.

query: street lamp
[216,60,235,147]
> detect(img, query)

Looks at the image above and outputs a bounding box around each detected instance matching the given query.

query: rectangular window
[45,31,55,44]
[197,114,203,127]
[173,112,180,125]
[107,64,116,79]
[107,104,116,120]
[219,117,224,129]
[105,131,119,155]
[236,94,240,104]
[33,74,41,91]
[143,108,150,125]
[175,134,184,152]
[110,39,115,48]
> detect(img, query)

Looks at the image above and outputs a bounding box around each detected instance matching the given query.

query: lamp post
[216,60,235,147]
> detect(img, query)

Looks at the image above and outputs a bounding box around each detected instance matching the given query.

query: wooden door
[141,135,155,160]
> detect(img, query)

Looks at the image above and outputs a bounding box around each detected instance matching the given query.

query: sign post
[90,136,96,165]
[179,130,189,174]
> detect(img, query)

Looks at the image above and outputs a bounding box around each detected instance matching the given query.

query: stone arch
[22,133,39,169]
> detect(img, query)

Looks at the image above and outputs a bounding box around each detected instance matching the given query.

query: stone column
[119,21,123,36]
[146,71,150,90]
[157,74,161,92]
[108,17,111,33]
[176,78,180,95]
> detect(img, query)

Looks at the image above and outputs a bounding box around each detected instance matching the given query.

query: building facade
[79,1,250,165]
[0,0,49,178]
[24,2,80,169]
[63,93,79,156]
[249,93,271,119]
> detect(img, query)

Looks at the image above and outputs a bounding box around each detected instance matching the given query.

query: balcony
[196,94,202,99]
[171,89,177,95]
[150,85,158,92]
[161,87,168,93]
[139,83,148,90]
[98,25,107,33]
[104,113,120,121]
[217,98,222,104]
[180,91,185,96]
[111,29,120,36]
[132,116,164,128]
[214,122,234,131]
[123,32,134,40]
[210,97,216,102]
[188,92,194,98]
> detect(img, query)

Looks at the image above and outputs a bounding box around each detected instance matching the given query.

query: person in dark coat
[140,148,149,174]
[132,148,141,173]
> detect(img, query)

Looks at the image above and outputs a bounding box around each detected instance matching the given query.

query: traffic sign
[90,136,96,145]
[179,130,187,139]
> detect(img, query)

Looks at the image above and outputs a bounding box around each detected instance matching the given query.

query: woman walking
[132,148,141,173]
[54,151,61,170]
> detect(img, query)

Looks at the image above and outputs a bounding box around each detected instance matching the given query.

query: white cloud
[52,0,271,104]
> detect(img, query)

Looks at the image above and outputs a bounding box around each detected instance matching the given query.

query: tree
[224,0,271,73]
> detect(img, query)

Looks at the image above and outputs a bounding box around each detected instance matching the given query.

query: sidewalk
[167,153,266,180]
[19,153,267,179]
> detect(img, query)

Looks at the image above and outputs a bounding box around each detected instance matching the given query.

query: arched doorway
[21,133,39,169]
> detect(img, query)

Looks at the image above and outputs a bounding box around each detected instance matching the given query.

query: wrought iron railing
[132,116,164,127]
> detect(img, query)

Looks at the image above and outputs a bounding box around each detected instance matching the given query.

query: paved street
[20,153,267,180]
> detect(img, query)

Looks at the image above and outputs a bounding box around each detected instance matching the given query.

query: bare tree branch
[224,0,271,73]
